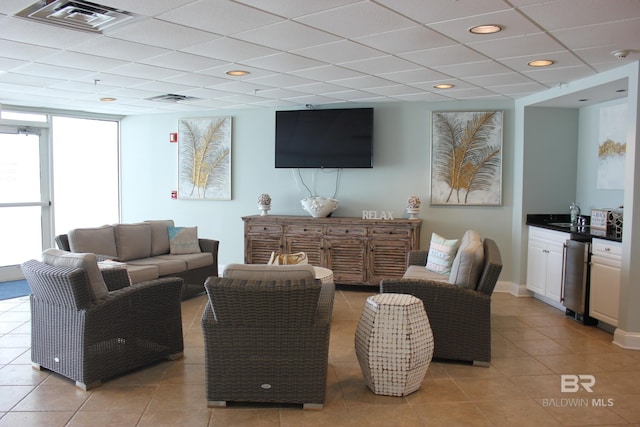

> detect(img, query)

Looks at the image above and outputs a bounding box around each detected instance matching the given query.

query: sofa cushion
[403,265,449,281]
[425,232,459,275]
[223,263,316,281]
[157,253,213,270]
[42,248,109,300]
[114,223,152,261]
[123,264,159,284]
[449,230,484,288]
[145,220,175,256]
[126,257,187,276]
[168,226,201,255]
[68,225,118,259]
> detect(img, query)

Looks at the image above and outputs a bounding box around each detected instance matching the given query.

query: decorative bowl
[301,196,339,218]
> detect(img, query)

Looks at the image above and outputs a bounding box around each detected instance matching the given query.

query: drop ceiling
[0,0,638,116]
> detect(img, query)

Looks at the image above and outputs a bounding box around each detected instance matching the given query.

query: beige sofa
[55,220,219,299]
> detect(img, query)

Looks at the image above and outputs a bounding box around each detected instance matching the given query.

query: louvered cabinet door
[244,223,284,264]
[285,227,323,267]
[368,238,411,284]
[324,237,367,284]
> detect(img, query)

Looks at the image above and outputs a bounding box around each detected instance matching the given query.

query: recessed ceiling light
[100,97,117,102]
[528,59,554,67]
[469,24,502,34]
[578,99,589,102]
[433,84,454,89]
[226,70,250,76]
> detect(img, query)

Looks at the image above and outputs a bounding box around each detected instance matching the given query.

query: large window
[0,111,120,281]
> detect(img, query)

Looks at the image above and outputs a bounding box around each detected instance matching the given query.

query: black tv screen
[275,107,373,168]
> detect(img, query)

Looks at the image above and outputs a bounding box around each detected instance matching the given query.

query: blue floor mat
[0,280,31,301]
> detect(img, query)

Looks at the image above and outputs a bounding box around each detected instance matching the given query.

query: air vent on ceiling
[146,94,202,103]
[16,0,139,34]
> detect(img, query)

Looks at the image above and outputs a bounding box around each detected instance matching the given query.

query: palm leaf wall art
[430,111,502,205]
[178,117,231,200]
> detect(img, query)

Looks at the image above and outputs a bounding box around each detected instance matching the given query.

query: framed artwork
[430,111,503,206]
[597,103,626,190]
[178,117,231,200]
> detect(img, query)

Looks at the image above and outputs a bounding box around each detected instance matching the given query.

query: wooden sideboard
[242,215,421,286]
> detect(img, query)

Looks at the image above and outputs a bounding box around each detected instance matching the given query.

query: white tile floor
[1,289,639,426]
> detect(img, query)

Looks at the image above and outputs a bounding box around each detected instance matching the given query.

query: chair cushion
[68,225,118,259]
[145,219,175,256]
[168,226,201,255]
[267,251,308,265]
[403,265,449,282]
[449,230,484,288]
[114,223,152,261]
[425,232,459,275]
[42,248,109,300]
[223,263,316,281]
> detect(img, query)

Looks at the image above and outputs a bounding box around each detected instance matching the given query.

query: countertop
[526,214,622,243]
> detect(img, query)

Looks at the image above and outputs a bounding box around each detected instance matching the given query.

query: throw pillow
[42,248,109,300]
[425,232,459,275]
[449,230,484,288]
[168,226,201,255]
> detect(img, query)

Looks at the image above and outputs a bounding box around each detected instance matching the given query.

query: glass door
[0,125,51,281]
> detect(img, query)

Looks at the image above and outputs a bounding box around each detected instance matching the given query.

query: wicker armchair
[380,238,502,366]
[21,258,184,390]
[201,264,334,409]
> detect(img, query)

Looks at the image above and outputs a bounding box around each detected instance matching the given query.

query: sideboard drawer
[326,226,367,236]
[247,224,283,234]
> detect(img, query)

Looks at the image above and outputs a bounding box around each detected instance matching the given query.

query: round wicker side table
[354,293,434,396]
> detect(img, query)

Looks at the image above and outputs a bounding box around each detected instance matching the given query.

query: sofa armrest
[198,238,219,277]
[101,267,131,291]
[407,250,429,267]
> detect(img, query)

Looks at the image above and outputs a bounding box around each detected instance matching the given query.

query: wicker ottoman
[354,293,434,396]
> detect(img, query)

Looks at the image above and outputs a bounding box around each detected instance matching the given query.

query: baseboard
[494,281,531,297]
[613,328,640,350]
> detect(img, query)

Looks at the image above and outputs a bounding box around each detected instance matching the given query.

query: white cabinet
[526,227,569,306]
[589,238,621,326]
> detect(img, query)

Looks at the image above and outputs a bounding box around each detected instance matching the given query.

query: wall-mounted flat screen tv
[275,107,373,168]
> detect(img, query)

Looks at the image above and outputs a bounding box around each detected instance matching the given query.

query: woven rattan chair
[380,238,502,366]
[201,264,334,409]
[21,258,184,390]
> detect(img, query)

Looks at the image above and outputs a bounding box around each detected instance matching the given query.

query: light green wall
[120,100,515,280]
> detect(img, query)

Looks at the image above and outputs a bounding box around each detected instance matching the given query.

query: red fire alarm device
[169,133,178,143]
[171,191,178,199]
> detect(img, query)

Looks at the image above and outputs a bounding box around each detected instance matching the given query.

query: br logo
[561,374,595,392]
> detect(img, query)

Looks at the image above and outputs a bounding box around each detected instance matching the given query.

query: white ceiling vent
[16,0,139,33]
[146,94,202,103]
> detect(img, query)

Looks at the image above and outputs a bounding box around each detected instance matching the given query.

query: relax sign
[362,211,395,220]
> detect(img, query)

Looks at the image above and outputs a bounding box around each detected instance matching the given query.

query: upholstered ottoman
[355,293,434,396]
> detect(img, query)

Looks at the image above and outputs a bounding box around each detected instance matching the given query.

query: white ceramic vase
[301,196,339,218]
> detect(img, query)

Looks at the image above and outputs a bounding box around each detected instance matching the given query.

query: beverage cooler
[562,237,597,325]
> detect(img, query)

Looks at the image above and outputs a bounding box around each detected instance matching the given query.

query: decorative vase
[301,196,339,218]
[406,207,420,219]
[258,204,271,216]
[257,194,271,215]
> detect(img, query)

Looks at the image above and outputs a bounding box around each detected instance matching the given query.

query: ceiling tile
[157,0,283,35]
[400,45,488,68]
[377,69,451,85]
[140,52,227,72]
[521,64,597,85]
[245,73,316,89]
[469,33,567,60]
[71,37,171,62]
[354,26,456,54]
[375,0,511,25]
[0,39,58,61]
[11,63,93,80]
[241,53,325,73]
[330,75,398,90]
[98,0,196,16]
[551,18,640,51]
[288,65,364,82]
[432,60,513,78]
[107,63,184,80]
[520,0,640,30]
[0,16,100,49]
[296,2,416,38]
[339,56,421,75]
[232,0,359,18]
[108,18,219,50]
[36,51,128,72]
[182,37,279,63]
[233,20,340,51]
[292,40,385,64]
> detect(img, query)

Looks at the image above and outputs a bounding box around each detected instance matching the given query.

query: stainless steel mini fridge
[562,239,597,325]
